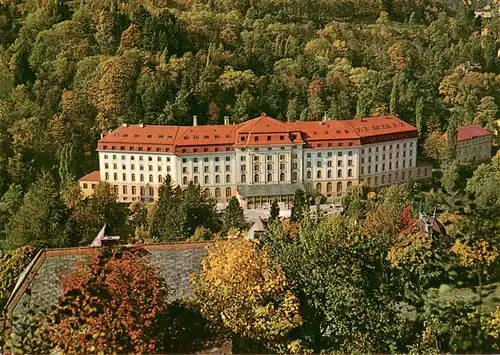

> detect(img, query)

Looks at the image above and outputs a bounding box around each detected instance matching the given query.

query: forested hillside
[0,0,499,192]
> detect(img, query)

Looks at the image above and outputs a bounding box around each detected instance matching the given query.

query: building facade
[442,125,492,164]
[79,114,431,208]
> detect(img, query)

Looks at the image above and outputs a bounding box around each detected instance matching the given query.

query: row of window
[315,181,352,193]
[182,174,232,185]
[104,154,171,162]
[183,156,232,163]
[306,159,353,168]
[105,173,165,183]
[361,142,413,154]
[183,165,231,174]
[361,159,413,175]
[361,150,412,164]
[104,163,172,172]
[306,169,353,180]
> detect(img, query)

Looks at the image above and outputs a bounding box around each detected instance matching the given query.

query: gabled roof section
[237,114,294,134]
[174,125,238,146]
[78,170,100,182]
[348,116,417,137]
[290,120,358,141]
[442,124,491,142]
[100,124,181,145]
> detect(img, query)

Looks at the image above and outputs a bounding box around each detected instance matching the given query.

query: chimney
[139,123,144,128]
[193,115,198,126]
[100,133,104,139]
[122,123,128,127]
[224,116,230,125]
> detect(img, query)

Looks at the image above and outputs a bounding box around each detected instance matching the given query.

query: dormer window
[241,136,245,142]
[184,136,189,139]
[254,136,259,141]
[134,134,139,137]
[194,135,199,139]
[280,135,284,140]
[159,135,164,138]
[147,134,152,138]
[205,135,209,139]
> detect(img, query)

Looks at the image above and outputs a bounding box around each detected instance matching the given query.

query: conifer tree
[270,199,280,220]
[415,97,424,135]
[58,143,76,186]
[221,197,247,234]
[389,80,397,115]
[291,189,308,222]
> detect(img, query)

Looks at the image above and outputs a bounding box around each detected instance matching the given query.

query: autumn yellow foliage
[387,232,433,268]
[191,239,301,344]
[451,239,498,267]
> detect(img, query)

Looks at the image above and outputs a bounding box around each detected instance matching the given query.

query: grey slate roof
[3,242,211,342]
[237,182,304,197]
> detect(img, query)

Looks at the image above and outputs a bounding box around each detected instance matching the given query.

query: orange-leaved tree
[35,247,170,353]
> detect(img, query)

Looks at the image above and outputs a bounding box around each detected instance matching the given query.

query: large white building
[79,113,431,209]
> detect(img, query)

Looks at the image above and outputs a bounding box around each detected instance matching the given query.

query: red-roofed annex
[81,113,431,208]
[441,124,492,164]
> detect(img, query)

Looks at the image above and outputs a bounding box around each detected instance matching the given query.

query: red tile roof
[78,170,100,182]
[442,124,491,142]
[97,114,418,153]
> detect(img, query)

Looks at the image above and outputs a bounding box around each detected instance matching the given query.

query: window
[327,161,332,167]
[149,187,154,196]
[368,166,371,173]
[149,174,153,183]
[375,176,378,185]
[267,173,272,182]
[105,163,109,169]
[316,161,321,168]
[140,165,144,171]
[403,160,406,168]
[83,183,88,189]
[254,174,260,183]
[131,164,135,170]
[348,160,353,166]
[293,154,298,159]
[254,156,259,161]
[337,169,342,178]
[194,176,199,184]
[241,174,246,183]
[306,170,312,179]
[338,160,343,167]
[132,186,136,195]
[327,182,332,192]
[396,161,399,169]
[226,174,230,183]
[337,182,342,192]
[375,165,378,172]
[104,155,108,160]
[307,161,312,168]
[254,165,260,172]
[328,169,332,178]
[91,184,96,189]
[204,189,211,198]
[158,175,163,183]
[382,163,385,171]
[307,153,311,158]
[215,188,221,198]
[348,169,352,177]
[280,172,285,181]
[280,163,285,170]
[316,183,322,192]
[317,170,322,179]
[194,167,199,173]
[337,152,342,157]
[183,176,188,185]
[267,163,273,171]
[112,155,117,160]
[215,166,220,172]
[113,173,118,181]
[140,156,144,161]
[225,187,231,197]
[241,165,246,172]
[292,171,298,181]
[361,166,364,174]
[131,173,135,182]
[226,165,230,171]
[241,156,246,161]
[216,175,220,184]
[140,174,144,182]
[347,181,352,189]
[140,187,145,196]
